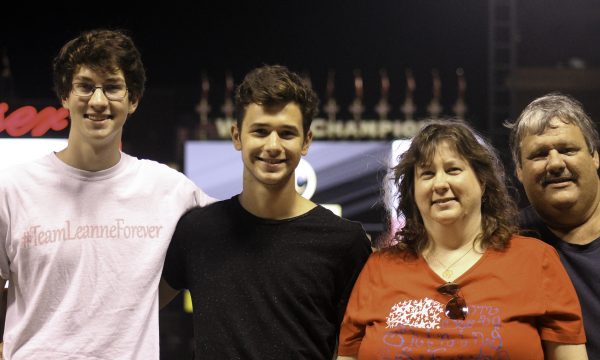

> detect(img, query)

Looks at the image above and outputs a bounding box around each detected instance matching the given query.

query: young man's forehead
[243,102,302,121]
[248,121,300,130]
[73,65,125,81]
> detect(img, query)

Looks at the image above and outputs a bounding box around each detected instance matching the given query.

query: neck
[56,142,121,171]
[424,241,482,282]
[546,201,600,246]
[424,214,483,252]
[239,175,315,220]
[423,221,484,282]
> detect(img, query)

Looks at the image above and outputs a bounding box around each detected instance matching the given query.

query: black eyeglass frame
[71,82,129,101]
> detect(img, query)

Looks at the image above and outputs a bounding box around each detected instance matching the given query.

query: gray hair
[505,92,599,167]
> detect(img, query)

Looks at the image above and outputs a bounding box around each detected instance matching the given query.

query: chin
[549,200,579,211]
[256,175,288,187]
[536,195,576,210]
[432,216,460,226]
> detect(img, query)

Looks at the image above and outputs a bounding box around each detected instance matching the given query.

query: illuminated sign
[0,102,69,137]
[0,138,68,170]
[211,118,425,140]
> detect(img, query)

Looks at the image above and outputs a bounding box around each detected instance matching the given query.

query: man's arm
[543,342,587,360]
[336,356,357,360]
[159,278,180,309]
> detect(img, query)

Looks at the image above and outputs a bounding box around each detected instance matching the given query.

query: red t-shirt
[339,235,585,359]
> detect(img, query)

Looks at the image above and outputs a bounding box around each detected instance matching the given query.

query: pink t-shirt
[0,153,213,359]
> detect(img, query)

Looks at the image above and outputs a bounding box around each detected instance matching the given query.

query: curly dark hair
[391,119,518,255]
[53,29,146,103]
[234,65,319,136]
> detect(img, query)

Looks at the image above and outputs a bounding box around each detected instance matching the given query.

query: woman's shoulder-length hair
[385,119,518,255]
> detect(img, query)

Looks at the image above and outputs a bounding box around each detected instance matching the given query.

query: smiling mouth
[85,114,112,121]
[542,177,575,186]
[432,198,457,205]
[258,157,285,165]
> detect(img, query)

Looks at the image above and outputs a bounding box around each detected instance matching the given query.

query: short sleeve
[192,183,218,207]
[539,245,586,344]
[162,209,197,290]
[338,252,377,356]
[177,174,217,208]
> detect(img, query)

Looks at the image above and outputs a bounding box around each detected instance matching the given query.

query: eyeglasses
[437,282,468,320]
[71,82,128,101]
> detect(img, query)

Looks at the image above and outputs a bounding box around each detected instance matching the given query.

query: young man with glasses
[0,29,213,359]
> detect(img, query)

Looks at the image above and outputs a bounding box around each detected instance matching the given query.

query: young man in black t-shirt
[161,65,371,359]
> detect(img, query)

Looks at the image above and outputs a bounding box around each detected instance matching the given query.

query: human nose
[546,150,566,174]
[264,131,282,152]
[432,172,450,193]
[87,87,109,108]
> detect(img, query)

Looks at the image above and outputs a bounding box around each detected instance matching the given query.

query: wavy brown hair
[234,65,319,137]
[53,29,146,103]
[391,119,518,255]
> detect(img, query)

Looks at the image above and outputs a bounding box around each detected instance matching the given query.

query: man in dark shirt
[507,92,600,359]
[160,65,371,359]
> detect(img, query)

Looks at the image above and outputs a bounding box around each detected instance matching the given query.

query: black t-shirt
[163,196,372,360]
[520,205,600,359]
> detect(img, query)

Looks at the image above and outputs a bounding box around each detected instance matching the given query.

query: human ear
[301,130,313,156]
[128,98,139,114]
[516,165,523,183]
[231,124,242,151]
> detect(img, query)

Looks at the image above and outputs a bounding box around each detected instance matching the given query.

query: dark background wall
[2,2,490,153]
[3,1,600,157]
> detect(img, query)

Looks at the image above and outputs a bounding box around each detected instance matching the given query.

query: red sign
[0,102,69,137]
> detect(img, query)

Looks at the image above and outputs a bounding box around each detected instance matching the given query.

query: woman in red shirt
[338,120,587,359]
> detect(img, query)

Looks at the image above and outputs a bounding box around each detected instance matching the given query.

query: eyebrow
[249,123,300,131]
[73,75,125,83]
[526,140,577,152]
